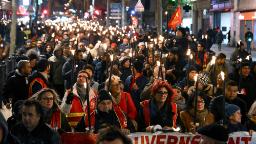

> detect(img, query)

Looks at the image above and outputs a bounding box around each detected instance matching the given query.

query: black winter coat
[2,71,29,106]
[11,122,60,144]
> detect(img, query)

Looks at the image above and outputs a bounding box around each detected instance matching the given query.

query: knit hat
[97,90,112,104]
[198,72,210,86]
[225,104,240,118]
[240,61,250,68]
[197,123,229,142]
[133,59,144,73]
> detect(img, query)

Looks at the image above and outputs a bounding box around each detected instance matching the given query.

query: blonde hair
[104,75,121,91]
[30,88,61,108]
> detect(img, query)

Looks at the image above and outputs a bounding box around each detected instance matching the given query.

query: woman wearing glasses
[180,91,214,133]
[138,80,178,132]
[30,88,71,132]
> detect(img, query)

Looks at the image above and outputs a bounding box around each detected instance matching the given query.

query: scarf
[76,83,87,102]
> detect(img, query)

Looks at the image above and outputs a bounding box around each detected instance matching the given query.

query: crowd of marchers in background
[0,17,255,144]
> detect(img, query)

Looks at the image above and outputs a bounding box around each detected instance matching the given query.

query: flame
[190,54,193,59]
[210,56,216,65]
[110,54,114,61]
[186,49,191,56]
[193,74,198,82]
[83,83,87,89]
[246,55,250,60]
[70,49,75,55]
[220,71,225,81]
[157,61,160,67]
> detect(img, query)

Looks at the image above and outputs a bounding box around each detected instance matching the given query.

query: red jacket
[114,92,137,120]
[66,95,97,128]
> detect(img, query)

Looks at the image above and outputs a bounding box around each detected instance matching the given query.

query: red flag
[168,6,182,30]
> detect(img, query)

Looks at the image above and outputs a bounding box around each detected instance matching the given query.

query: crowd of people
[0,17,255,144]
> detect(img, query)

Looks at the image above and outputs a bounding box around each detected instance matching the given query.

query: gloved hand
[65,92,74,104]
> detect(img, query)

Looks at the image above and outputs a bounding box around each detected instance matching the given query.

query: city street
[0,0,256,143]
[211,44,256,61]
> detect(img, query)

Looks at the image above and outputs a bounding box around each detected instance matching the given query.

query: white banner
[129,132,256,144]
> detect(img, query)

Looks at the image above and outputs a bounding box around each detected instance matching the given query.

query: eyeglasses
[157,91,168,95]
[42,97,54,101]
[198,99,205,103]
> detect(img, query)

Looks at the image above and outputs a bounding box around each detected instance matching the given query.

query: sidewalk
[210,44,256,61]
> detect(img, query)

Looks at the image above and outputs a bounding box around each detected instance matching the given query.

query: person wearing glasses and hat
[138,80,178,132]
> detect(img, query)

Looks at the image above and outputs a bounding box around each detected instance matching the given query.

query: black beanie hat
[197,123,229,142]
[97,90,112,104]
[240,61,250,68]
[37,58,50,72]
[133,59,144,73]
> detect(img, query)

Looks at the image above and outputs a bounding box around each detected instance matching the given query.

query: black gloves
[65,92,74,104]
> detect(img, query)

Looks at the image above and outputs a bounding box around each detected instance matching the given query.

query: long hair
[30,88,61,109]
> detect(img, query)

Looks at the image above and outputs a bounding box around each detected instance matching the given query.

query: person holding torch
[61,70,97,132]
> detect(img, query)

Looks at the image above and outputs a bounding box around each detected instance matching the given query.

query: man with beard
[3,60,32,109]
[94,90,134,134]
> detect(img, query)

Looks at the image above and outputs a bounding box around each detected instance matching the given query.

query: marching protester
[28,58,51,97]
[2,60,31,109]
[138,80,178,132]
[48,45,66,98]
[62,49,86,90]
[61,70,97,131]
[229,61,256,108]
[11,100,60,144]
[105,75,137,128]
[30,88,71,132]
[205,53,229,85]
[230,41,251,70]
[1,8,256,143]
[94,90,134,134]
[180,91,214,133]
[124,59,149,111]
[194,42,209,71]
[209,80,247,124]
[225,104,247,133]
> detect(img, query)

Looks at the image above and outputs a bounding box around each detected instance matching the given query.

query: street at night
[0,0,256,144]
